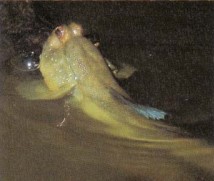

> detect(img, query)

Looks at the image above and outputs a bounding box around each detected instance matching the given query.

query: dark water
[0,2,214,181]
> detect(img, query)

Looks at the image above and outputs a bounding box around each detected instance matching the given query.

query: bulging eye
[55,26,64,39]
[69,23,83,36]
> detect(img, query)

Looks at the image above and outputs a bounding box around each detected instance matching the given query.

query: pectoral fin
[114,63,137,79]
[16,80,74,100]
[105,59,137,80]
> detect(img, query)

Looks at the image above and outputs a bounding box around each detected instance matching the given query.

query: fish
[17,22,214,181]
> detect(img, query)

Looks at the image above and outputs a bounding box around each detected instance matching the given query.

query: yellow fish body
[17,23,214,180]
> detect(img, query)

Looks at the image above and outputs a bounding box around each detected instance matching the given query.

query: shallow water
[0,2,214,181]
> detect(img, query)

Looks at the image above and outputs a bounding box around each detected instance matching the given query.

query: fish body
[17,23,214,180]
[17,22,167,139]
